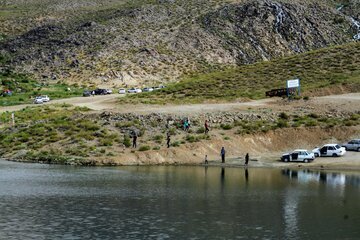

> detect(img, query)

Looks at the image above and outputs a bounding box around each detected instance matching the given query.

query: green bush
[220,124,233,130]
[139,145,151,151]
[123,135,131,148]
[277,119,289,128]
[153,134,163,143]
[196,126,205,134]
[279,112,289,120]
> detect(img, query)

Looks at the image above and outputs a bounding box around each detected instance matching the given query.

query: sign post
[286,79,300,98]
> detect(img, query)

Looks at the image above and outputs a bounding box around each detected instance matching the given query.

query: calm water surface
[0,160,359,239]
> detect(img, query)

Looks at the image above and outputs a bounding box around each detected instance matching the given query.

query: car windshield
[335,145,341,149]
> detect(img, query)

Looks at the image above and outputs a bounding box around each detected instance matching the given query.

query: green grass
[120,42,360,104]
[0,71,84,106]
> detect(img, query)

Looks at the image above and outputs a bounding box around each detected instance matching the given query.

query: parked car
[40,95,50,102]
[342,139,360,152]
[143,87,154,92]
[33,97,43,104]
[118,88,126,94]
[83,90,92,97]
[313,144,346,157]
[105,89,112,94]
[281,149,315,163]
[159,85,166,89]
[94,89,107,95]
[152,86,161,91]
[128,88,142,93]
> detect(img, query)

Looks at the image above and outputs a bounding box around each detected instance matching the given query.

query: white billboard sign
[287,79,300,88]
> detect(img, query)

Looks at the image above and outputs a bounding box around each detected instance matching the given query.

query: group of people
[204,148,250,166]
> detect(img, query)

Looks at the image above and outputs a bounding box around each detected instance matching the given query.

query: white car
[33,97,43,104]
[342,139,360,152]
[40,95,50,102]
[313,144,346,157]
[143,87,154,92]
[127,88,142,93]
[118,88,126,94]
[281,149,315,163]
[105,89,112,94]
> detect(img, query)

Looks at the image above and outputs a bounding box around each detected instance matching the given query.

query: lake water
[0,160,359,239]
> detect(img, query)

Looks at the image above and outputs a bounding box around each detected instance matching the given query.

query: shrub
[196,126,205,134]
[279,112,289,120]
[185,135,199,143]
[100,138,113,146]
[153,134,163,143]
[139,145,151,151]
[277,119,289,128]
[308,113,319,119]
[220,124,233,130]
[152,146,161,150]
[303,96,310,101]
[305,119,317,127]
[172,141,180,147]
[123,135,131,148]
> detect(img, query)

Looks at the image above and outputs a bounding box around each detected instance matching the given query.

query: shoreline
[3,152,360,172]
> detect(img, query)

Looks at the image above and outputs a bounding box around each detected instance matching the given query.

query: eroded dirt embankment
[94,126,360,169]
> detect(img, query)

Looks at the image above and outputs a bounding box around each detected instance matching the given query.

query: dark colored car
[83,90,92,97]
[94,89,107,95]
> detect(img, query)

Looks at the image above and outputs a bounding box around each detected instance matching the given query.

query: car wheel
[314,153,319,157]
[284,158,289,162]
[332,153,338,157]
[304,159,309,163]
[357,147,360,152]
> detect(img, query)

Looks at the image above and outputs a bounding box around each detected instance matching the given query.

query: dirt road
[1,93,359,115]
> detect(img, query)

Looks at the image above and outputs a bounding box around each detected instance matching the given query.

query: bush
[100,138,113,146]
[153,135,163,143]
[303,96,310,101]
[196,126,205,134]
[172,141,180,147]
[139,145,151,151]
[220,124,233,130]
[277,119,289,128]
[308,113,319,119]
[153,146,161,150]
[123,135,131,148]
[279,112,289,120]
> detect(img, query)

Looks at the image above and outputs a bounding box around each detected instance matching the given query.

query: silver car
[342,139,360,152]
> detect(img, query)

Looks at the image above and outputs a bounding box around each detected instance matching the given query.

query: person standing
[245,153,249,166]
[166,132,171,148]
[132,134,137,148]
[205,120,209,134]
[221,147,226,163]
[204,155,208,164]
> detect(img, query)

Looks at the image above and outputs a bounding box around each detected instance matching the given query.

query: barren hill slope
[1,0,359,86]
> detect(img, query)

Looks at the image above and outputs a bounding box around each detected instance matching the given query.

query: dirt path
[1,92,359,115]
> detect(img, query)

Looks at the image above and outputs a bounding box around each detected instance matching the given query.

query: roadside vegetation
[120,42,360,104]
[0,70,84,106]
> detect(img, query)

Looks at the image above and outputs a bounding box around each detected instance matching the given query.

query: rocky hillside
[0,0,359,86]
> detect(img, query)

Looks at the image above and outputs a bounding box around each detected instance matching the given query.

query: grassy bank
[120,42,360,104]
[0,104,358,164]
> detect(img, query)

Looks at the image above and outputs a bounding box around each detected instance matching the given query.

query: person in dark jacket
[245,153,249,165]
[166,132,171,148]
[221,147,226,163]
[132,134,137,148]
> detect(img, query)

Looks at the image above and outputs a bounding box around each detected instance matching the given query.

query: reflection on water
[0,160,359,239]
